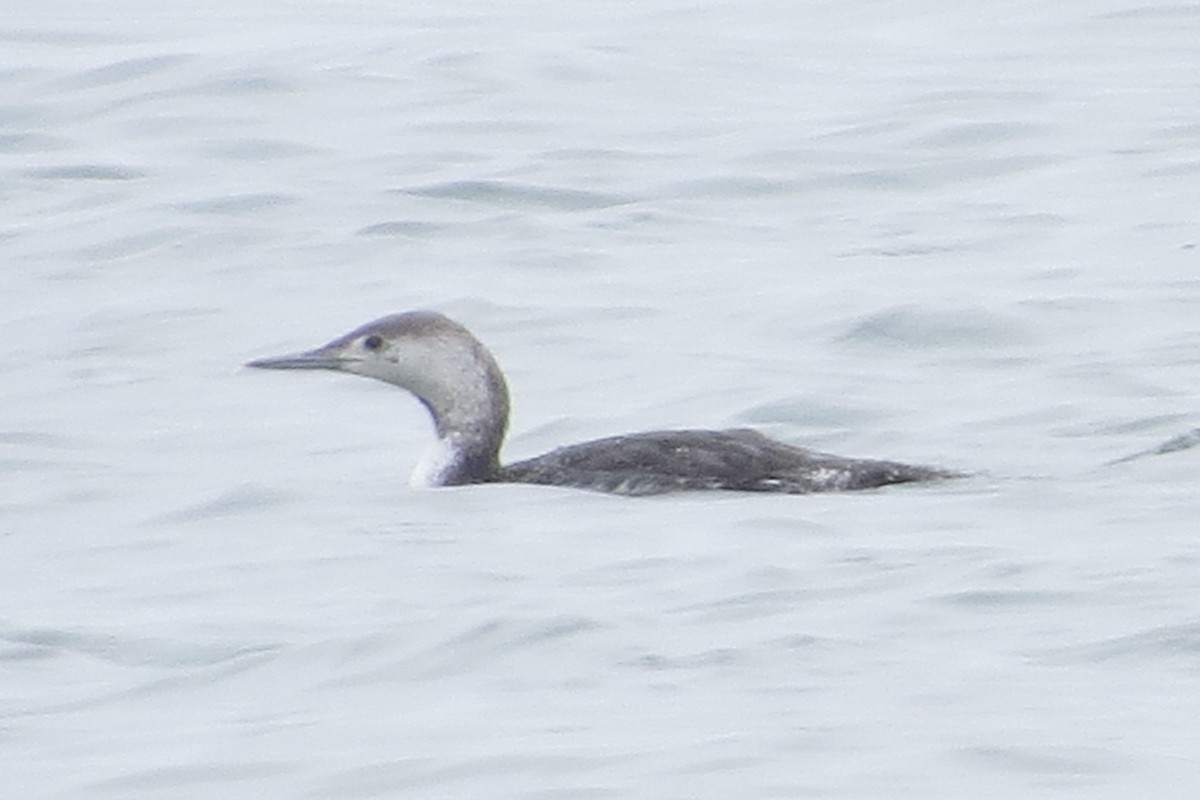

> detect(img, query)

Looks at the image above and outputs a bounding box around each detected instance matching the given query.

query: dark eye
[363,334,384,351]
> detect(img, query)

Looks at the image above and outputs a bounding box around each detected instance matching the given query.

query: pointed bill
[245,345,349,371]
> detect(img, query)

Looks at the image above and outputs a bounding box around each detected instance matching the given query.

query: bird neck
[409,429,502,487]
[406,349,510,487]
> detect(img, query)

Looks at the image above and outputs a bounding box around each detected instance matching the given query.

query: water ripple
[839,306,1033,349]
[0,626,278,669]
[53,54,192,90]
[24,164,146,181]
[1050,623,1200,665]
[174,193,298,215]
[401,180,634,211]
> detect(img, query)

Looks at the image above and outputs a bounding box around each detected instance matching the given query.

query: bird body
[247,311,956,496]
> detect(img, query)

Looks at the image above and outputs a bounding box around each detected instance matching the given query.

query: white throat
[409,435,461,488]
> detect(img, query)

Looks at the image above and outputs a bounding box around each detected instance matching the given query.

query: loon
[246,311,958,496]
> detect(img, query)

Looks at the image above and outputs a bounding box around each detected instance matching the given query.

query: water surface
[3,1,1200,797]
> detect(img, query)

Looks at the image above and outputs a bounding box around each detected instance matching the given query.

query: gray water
[3,1,1200,797]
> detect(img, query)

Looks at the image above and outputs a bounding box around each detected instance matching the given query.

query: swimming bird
[246,311,957,496]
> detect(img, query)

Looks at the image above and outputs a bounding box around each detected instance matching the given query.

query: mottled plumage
[501,429,953,495]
